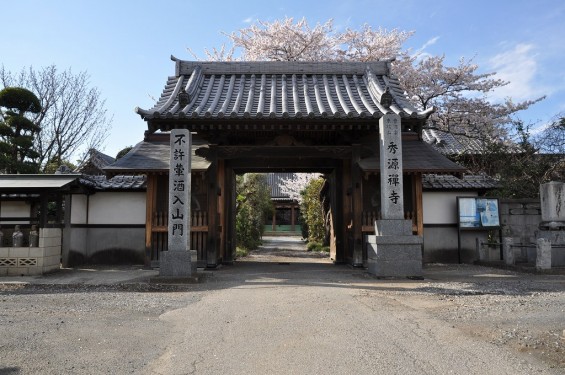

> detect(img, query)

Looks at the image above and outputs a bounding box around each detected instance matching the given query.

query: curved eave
[136,60,432,124]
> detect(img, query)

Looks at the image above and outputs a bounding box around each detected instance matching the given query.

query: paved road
[1,236,562,374]
[144,237,559,374]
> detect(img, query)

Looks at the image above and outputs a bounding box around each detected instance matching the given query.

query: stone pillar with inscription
[158,129,197,279]
[366,113,423,277]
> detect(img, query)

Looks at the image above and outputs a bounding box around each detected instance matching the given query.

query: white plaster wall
[0,201,30,224]
[88,192,146,225]
[71,195,88,224]
[423,191,478,224]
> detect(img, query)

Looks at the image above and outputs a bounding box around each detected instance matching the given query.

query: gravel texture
[1,239,564,374]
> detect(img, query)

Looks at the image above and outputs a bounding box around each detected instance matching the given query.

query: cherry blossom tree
[279,173,325,244]
[279,173,321,204]
[191,17,543,142]
[191,17,555,197]
[398,54,543,141]
[228,18,338,61]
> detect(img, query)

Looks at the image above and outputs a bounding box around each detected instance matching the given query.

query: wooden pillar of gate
[217,158,226,261]
[330,164,345,263]
[206,147,219,267]
[413,173,424,236]
[351,144,364,266]
[224,165,236,264]
[337,161,348,263]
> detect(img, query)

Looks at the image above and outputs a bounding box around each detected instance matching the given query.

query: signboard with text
[457,197,500,229]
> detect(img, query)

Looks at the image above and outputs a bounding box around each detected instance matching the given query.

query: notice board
[457,197,500,229]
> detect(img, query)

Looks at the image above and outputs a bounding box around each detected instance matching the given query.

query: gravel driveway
[1,237,564,374]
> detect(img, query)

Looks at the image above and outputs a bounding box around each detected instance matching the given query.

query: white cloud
[488,43,548,101]
[421,36,440,50]
[413,36,440,61]
[242,17,254,24]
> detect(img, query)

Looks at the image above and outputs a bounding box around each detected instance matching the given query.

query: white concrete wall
[65,192,147,266]
[423,191,478,224]
[88,192,145,224]
[71,192,146,225]
[71,195,88,224]
[0,201,31,224]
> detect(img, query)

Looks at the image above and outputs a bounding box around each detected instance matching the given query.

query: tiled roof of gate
[136,59,434,121]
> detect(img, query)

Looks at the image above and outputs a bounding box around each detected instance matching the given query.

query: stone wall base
[0,228,61,276]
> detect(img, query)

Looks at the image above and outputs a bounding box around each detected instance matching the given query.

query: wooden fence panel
[150,210,208,264]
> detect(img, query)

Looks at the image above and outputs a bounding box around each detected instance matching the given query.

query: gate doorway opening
[234,171,330,265]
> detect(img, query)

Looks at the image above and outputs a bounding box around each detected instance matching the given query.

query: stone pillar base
[156,250,197,281]
[367,219,423,278]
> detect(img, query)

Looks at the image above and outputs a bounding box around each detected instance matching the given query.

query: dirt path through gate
[241,235,331,263]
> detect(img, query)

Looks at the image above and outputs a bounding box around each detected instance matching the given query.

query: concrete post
[478,239,489,261]
[502,237,514,266]
[536,238,551,270]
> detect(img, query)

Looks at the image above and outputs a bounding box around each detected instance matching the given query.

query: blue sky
[2,0,564,159]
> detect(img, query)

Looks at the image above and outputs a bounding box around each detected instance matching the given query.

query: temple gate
[122,59,465,274]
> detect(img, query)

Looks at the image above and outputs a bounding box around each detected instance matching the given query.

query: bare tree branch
[0,65,112,168]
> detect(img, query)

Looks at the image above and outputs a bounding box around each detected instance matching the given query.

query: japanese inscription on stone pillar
[379,113,404,220]
[168,129,192,251]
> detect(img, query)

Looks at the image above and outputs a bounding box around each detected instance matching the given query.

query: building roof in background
[75,149,116,175]
[422,128,484,155]
[267,173,295,200]
[422,174,498,190]
[79,175,146,190]
[136,59,434,126]
[0,175,81,193]
[103,133,210,175]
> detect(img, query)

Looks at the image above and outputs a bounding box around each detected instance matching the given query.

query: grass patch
[306,242,330,252]
[235,247,249,258]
